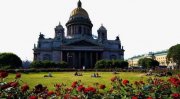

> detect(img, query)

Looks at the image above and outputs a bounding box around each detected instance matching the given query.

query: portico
[61,46,103,68]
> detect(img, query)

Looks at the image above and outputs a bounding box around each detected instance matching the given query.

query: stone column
[71,27,73,35]
[96,52,98,61]
[90,52,93,68]
[79,52,81,68]
[84,52,87,68]
[72,52,75,68]
[60,51,63,62]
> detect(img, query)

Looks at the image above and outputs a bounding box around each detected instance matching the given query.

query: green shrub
[57,61,68,68]
[95,60,107,69]
[0,53,22,69]
[138,58,159,69]
[30,61,68,68]
[30,61,43,68]
[95,60,128,69]
[43,61,56,68]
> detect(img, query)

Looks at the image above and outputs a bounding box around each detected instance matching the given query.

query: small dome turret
[54,22,64,39]
[98,24,107,31]
[55,22,64,30]
[97,24,107,42]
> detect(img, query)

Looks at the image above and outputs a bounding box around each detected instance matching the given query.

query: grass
[5,72,168,90]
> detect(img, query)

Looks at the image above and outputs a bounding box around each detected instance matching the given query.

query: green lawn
[5,72,168,90]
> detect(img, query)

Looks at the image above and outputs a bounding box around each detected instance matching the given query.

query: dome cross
[78,0,82,8]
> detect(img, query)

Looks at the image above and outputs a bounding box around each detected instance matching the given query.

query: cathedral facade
[33,0,124,68]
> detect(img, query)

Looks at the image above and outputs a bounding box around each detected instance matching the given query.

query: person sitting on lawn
[74,72,83,76]
[146,69,153,76]
[91,73,96,77]
[74,72,78,76]
[96,73,101,77]
[44,72,53,77]
[91,73,101,78]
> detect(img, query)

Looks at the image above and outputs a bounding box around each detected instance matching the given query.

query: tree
[95,60,107,69]
[30,61,43,68]
[56,61,68,68]
[95,60,128,69]
[119,61,129,68]
[0,53,22,69]
[138,58,146,68]
[138,58,159,69]
[43,61,56,68]
[167,44,180,69]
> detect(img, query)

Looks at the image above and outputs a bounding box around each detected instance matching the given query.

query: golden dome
[70,0,89,18]
[70,7,89,18]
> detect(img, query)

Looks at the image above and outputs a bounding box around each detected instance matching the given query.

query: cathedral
[33,0,124,68]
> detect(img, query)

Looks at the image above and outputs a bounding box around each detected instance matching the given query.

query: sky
[0,0,180,61]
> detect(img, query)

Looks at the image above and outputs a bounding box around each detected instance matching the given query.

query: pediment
[67,40,99,46]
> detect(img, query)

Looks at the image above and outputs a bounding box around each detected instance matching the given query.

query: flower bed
[0,70,180,99]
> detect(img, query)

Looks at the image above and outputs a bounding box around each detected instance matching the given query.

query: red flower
[64,94,70,99]
[134,81,139,86]
[71,81,78,88]
[111,76,117,82]
[132,96,138,99]
[84,87,96,93]
[99,84,106,89]
[29,96,38,99]
[15,73,21,79]
[147,97,153,99]
[172,93,180,99]
[54,83,61,91]
[0,83,11,90]
[55,84,61,88]
[47,91,54,96]
[10,82,18,87]
[122,80,129,85]
[0,71,8,78]
[21,84,29,92]
[77,85,85,92]
[168,77,180,87]
[139,81,145,85]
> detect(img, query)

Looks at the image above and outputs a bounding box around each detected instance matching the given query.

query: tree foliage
[167,44,180,69]
[95,60,108,69]
[30,61,68,68]
[56,61,68,68]
[0,53,22,69]
[138,58,159,69]
[95,60,128,69]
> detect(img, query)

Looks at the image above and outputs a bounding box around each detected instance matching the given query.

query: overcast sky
[0,0,180,61]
